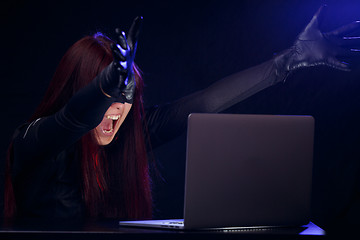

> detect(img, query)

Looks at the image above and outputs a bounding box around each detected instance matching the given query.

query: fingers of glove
[305,5,327,31]
[112,61,127,75]
[327,21,360,37]
[336,37,360,47]
[121,74,136,103]
[111,43,126,62]
[341,38,360,54]
[127,16,143,52]
[334,47,360,57]
[343,36,360,44]
[115,71,129,90]
[115,28,128,50]
[124,73,136,89]
[323,34,360,52]
[326,58,351,71]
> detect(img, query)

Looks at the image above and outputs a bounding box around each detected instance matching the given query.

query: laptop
[120,113,315,230]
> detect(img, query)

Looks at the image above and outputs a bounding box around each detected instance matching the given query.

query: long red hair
[4,33,152,219]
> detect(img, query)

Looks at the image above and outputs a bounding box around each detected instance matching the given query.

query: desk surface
[0,220,325,240]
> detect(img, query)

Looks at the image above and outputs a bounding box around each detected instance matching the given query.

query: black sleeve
[12,76,115,178]
[145,59,284,148]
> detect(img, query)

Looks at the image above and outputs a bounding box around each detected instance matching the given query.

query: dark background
[2,0,360,230]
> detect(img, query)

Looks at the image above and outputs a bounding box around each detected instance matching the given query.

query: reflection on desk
[0,219,325,240]
[299,222,325,235]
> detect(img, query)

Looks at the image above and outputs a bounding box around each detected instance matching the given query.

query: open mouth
[102,114,121,134]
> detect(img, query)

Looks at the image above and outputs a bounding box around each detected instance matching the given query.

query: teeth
[106,115,121,120]
[103,129,113,134]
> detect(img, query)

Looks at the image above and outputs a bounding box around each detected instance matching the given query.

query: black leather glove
[274,5,360,82]
[98,16,143,103]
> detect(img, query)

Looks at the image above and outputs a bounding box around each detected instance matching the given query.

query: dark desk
[0,220,325,240]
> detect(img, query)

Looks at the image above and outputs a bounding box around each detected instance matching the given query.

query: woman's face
[94,102,132,145]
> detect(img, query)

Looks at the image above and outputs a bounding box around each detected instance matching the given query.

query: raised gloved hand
[274,5,360,81]
[98,16,143,103]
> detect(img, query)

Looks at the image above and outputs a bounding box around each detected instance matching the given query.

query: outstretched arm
[145,5,360,148]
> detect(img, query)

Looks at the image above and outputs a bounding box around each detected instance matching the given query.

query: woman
[4,7,360,221]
